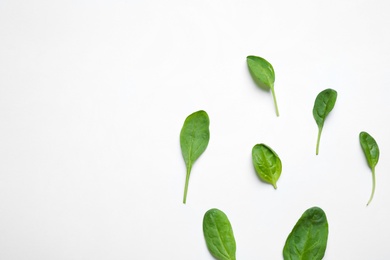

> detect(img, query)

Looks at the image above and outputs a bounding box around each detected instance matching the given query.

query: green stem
[183,166,192,204]
[271,87,279,117]
[316,127,323,155]
[367,167,376,206]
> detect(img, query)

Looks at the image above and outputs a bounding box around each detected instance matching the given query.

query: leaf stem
[271,87,279,117]
[367,167,376,206]
[183,166,192,204]
[316,127,323,155]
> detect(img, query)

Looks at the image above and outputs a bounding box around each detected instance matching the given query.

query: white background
[1,0,390,259]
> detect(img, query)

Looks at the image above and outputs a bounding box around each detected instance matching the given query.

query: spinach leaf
[180,110,210,204]
[247,55,279,116]
[203,208,236,260]
[283,207,329,260]
[312,88,337,155]
[252,143,282,189]
[359,131,380,206]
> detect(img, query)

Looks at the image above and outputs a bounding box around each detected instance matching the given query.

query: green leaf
[246,55,279,116]
[359,131,380,206]
[252,143,282,189]
[283,207,329,260]
[312,88,337,155]
[203,208,236,260]
[180,110,210,204]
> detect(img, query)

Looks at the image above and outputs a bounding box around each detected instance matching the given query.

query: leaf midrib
[259,148,274,179]
[213,216,231,260]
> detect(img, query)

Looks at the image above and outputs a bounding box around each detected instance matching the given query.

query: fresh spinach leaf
[180,110,210,204]
[359,131,380,206]
[312,88,337,155]
[252,143,282,189]
[203,208,236,260]
[247,55,279,116]
[283,207,329,260]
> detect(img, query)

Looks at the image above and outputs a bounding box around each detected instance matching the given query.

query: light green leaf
[203,208,236,260]
[180,110,210,204]
[359,131,380,206]
[247,55,279,116]
[252,143,282,189]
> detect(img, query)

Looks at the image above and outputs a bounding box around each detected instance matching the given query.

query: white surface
[1,0,390,259]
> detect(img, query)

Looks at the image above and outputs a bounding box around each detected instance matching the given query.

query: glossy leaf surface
[247,55,279,116]
[312,88,337,155]
[203,208,236,260]
[180,110,210,204]
[283,207,329,260]
[359,131,380,205]
[252,143,282,189]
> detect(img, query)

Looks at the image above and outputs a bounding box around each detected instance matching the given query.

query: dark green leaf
[252,143,282,189]
[180,110,210,204]
[247,55,279,116]
[283,207,329,260]
[359,131,380,205]
[312,88,337,155]
[203,208,236,260]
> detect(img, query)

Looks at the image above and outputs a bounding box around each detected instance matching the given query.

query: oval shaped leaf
[359,131,380,205]
[247,55,275,89]
[246,55,279,116]
[252,143,282,189]
[180,110,210,204]
[312,88,337,155]
[360,131,379,169]
[283,207,329,260]
[203,208,236,260]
